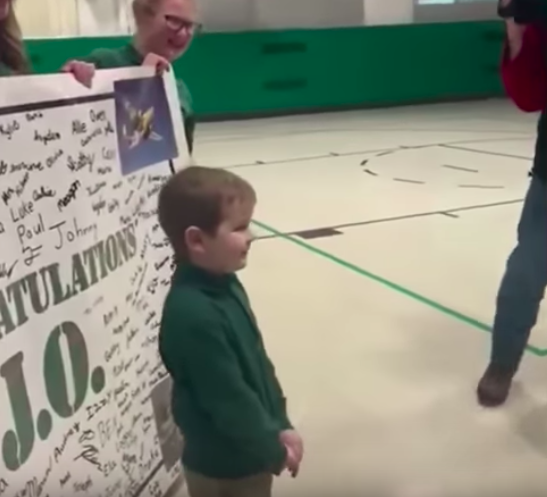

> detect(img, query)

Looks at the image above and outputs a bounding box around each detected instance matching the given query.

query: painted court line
[254,199,524,241]
[251,219,547,357]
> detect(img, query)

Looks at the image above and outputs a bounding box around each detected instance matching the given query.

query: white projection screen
[414,0,498,23]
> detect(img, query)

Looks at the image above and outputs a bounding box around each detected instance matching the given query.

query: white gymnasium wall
[15,0,134,38]
[16,0,78,37]
[363,0,496,26]
[414,0,497,22]
[363,0,413,25]
[198,0,364,30]
[76,0,134,36]
[16,0,497,38]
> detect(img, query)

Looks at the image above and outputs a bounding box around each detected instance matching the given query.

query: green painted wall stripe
[25,21,504,119]
[251,219,547,357]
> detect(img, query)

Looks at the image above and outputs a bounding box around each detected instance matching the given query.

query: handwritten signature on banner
[0,72,183,497]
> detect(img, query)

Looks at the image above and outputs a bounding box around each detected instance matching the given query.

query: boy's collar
[173,263,237,289]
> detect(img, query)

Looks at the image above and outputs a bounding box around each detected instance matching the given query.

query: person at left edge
[0,0,30,76]
[63,0,199,156]
[0,0,95,85]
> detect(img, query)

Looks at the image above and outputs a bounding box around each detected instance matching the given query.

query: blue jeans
[491,176,547,370]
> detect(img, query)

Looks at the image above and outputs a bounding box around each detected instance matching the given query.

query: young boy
[157,166,303,497]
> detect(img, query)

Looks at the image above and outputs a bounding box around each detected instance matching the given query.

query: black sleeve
[511,0,547,25]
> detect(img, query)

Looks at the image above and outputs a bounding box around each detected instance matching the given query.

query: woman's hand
[62,60,95,88]
[142,53,170,75]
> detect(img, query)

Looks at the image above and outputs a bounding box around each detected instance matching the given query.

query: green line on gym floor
[252,219,547,357]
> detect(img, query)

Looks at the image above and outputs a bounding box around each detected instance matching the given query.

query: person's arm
[512,0,547,25]
[168,304,287,471]
[230,278,291,429]
[75,48,119,69]
[276,386,292,431]
[61,48,119,87]
[62,48,120,76]
[184,115,195,154]
[501,21,547,112]
[0,63,12,76]
[175,79,195,154]
[264,357,293,430]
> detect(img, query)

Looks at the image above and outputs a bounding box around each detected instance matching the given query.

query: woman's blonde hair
[0,1,29,74]
[132,0,162,22]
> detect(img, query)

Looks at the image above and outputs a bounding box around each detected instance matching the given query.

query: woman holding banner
[0,0,29,76]
[64,0,199,155]
[0,0,91,86]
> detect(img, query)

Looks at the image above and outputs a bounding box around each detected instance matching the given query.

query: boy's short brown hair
[157,166,256,259]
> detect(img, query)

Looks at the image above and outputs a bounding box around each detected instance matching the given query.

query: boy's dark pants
[184,468,273,497]
[490,176,547,370]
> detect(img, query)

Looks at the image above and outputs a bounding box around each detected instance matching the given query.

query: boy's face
[185,199,255,274]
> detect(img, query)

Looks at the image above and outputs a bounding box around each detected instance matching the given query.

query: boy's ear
[184,226,204,253]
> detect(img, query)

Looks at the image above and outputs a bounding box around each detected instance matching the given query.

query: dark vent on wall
[262,78,307,91]
[261,42,307,55]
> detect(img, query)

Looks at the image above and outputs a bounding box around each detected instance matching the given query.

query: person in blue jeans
[477,13,547,406]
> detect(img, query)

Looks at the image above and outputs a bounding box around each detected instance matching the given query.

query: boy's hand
[284,443,300,477]
[280,430,303,460]
[280,430,303,477]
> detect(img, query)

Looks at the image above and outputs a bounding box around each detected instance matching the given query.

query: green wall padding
[25,21,504,118]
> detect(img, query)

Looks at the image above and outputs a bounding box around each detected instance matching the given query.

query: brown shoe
[477,364,514,407]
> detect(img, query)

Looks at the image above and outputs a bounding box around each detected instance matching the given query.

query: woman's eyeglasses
[164,15,202,35]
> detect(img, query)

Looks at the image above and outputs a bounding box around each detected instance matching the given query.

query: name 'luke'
[0,223,137,340]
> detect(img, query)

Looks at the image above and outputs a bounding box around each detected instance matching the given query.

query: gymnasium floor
[192,100,547,496]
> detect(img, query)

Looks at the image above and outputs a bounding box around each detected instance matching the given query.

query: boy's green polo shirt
[158,263,292,478]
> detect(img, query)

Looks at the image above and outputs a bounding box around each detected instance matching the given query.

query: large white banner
[0,67,187,497]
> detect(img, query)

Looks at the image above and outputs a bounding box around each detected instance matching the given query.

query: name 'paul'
[0,223,137,340]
